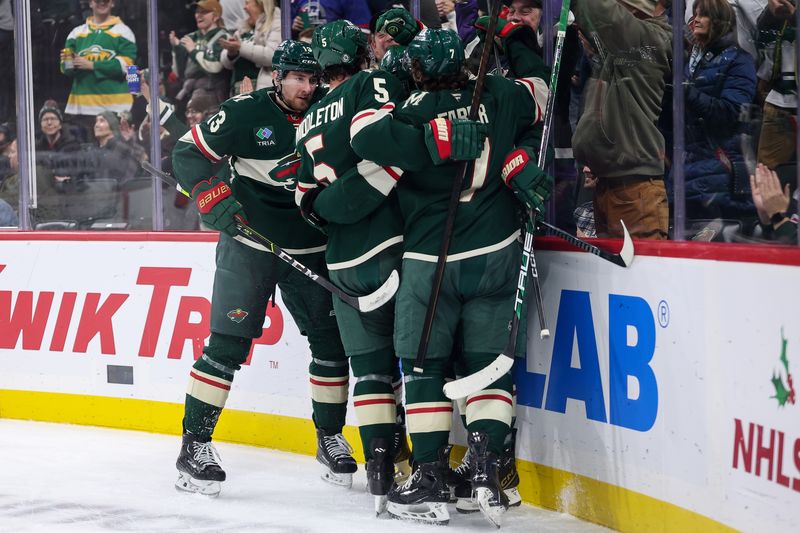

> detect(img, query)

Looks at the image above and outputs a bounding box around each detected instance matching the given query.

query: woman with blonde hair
[219,0,282,92]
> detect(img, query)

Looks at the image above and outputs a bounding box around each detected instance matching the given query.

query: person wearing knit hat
[36,100,81,165]
[38,101,64,125]
[95,110,121,145]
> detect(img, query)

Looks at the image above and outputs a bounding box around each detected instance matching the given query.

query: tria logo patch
[227,308,249,323]
[255,126,276,146]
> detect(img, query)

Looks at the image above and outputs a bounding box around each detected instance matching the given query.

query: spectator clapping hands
[750,163,791,226]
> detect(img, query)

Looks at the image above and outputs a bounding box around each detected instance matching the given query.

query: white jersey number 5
[373,78,389,103]
[304,134,338,184]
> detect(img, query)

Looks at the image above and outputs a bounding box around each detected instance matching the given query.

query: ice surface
[0,420,609,532]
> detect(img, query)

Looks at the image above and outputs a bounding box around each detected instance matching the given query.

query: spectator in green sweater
[61,0,137,139]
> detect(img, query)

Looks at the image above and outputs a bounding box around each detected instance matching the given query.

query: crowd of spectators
[0,0,796,242]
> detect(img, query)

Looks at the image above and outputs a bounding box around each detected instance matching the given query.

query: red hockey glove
[475,10,538,53]
[192,177,246,237]
[501,148,552,218]
[424,118,488,165]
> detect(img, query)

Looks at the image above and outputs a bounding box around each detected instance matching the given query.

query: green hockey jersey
[62,16,137,115]
[295,70,406,270]
[353,72,549,261]
[172,88,327,254]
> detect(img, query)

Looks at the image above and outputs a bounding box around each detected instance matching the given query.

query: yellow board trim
[0,390,733,532]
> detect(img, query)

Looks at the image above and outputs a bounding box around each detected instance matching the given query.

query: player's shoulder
[109,21,136,43]
[485,73,516,92]
[395,89,438,123]
[219,88,275,114]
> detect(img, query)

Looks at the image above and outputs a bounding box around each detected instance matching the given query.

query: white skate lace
[323,433,354,461]
[399,466,422,490]
[191,441,221,468]
[454,450,471,476]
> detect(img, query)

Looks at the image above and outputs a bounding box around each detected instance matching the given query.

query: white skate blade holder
[476,487,506,528]
[320,467,353,489]
[175,472,221,497]
[458,487,520,513]
[387,501,450,525]
[375,495,388,516]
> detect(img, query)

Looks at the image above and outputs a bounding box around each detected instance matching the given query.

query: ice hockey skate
[316,429,357,488]
[366,437,394,515]
[175,433,226,497]
[468,431,509,527]
[386,445,452,525]
[454,444,521,513]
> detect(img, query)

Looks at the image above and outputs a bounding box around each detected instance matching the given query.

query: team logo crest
[255,126,277,146]
[227,308,249,323]
[80,45,115,62]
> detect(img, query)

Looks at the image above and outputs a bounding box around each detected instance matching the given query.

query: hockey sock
[401,359,452,463]
[183,333,250,440]
[462,352,513,456]
[308,326,349,434]
[351,349,397,461]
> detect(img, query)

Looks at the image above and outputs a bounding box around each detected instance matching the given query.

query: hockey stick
[412,0,502,374]
[140,161,399,313]
[537,219,634,268]
[443,0,573,400]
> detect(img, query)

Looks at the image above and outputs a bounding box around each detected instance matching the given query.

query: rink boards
[0,232,799,532]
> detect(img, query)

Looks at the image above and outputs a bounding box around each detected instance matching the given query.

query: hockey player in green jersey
[350,28,551,526]
[295,20,487,514]
[171,40,355,497]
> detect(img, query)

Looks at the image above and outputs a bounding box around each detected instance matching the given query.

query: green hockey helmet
[379,45,412,88]
[272,39,320,75]
[406,28,465,77]
[311,20,368,69]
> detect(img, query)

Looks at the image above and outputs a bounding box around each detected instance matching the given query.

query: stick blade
[443,353,514,400]
[617,220,635,267]
[357,269,400,312]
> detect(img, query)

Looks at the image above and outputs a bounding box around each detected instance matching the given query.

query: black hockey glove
[299,186,328,234]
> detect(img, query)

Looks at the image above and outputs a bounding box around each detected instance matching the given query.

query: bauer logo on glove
[196,181,232,213]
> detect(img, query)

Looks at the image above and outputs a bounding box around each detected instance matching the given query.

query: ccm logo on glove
[501,149,530,186]
[194,180,232,213]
